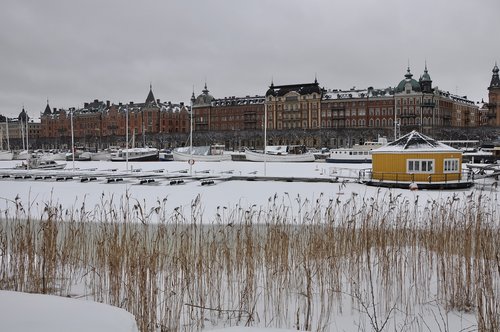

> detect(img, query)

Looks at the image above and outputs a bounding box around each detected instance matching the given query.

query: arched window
[375,119,380,127]
[369,119,374,127]
[382,118,387,127]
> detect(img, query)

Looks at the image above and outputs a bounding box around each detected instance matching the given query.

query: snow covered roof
[374,130,459,153]
[322,87,394,100]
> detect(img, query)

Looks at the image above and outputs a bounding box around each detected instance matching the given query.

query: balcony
[421,101,435,107]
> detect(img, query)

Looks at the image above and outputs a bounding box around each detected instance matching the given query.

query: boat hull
[111,154,159,162]
[325,158,372,164]
[172,151,231,162]
[110,148,159,162]
[244,150,315,162]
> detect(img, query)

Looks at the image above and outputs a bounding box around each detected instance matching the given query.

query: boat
[16,158,66,170]
[90,150,112,161]
[172,145,231,162]
[78,151,92,161]
[462,148,495,164]
[0,150,13,161]
[159,149,174,161]
[326,137,388,164]
[244,145,316,162]
[0,122,13,160]
[14,150,31,160]
[110,147,159,162]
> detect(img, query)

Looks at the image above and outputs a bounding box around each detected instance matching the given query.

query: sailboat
[172,91,230,162]
[243,100,315,163]
[0,118,13,161]
[111,128,159,162]
[13,111,32,160]
[172,144,231,162]
[244,145,316,162]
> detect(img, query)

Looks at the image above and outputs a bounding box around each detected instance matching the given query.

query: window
[444,158,459,173]
[407,159,434,173]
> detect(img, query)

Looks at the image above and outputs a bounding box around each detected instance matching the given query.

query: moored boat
[16,158,66,170]
[159,149,174,161]
[244,145,315,162]
[0,150,13,161]
[326,137,388,164]
[173,145,231,162]
[110,147,159,162]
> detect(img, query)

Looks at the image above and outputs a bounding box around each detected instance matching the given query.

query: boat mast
[264,99,267,176]
[125,106,129,171]
[70,108,75,171]
[26,116,29,152]
[5,117,9,151]
[21,117,25,151]
[190,90,195,154]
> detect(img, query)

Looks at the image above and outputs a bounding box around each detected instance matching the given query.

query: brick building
[39,86,190,149]
[21,64,497,150]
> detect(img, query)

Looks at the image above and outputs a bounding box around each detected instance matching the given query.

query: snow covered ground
[0,290,138,332]
[0,159,497,219]
[0,160,498,331]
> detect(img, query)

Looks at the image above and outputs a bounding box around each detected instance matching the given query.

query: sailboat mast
[21,118,25,151]
[70,108,75,171]
[5,118,9,151]
[26,113,29,153]
[264,100,267,176]
[125,106,129,171]
[190,95,194,154]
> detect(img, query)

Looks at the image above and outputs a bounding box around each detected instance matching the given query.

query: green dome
[395,67,421,93]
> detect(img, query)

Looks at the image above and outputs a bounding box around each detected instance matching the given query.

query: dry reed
[0,189,498,331]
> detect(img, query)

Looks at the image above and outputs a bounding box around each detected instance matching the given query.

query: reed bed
[0,189,499,331]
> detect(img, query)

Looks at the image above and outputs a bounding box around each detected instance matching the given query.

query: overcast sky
[1,0,499,118]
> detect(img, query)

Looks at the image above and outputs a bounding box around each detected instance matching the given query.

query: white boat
[326,137,388,164]
[0,150,13,161]
[159,149,174,161]
[110,147,159,162]
[173,145,231,162]
[244,145,316,162]
[14,150,31,160]
[16,158,66,170]
[90,150,112,161]
[39,150,68,161]
[0,125,13,160]
[462,148,495,164]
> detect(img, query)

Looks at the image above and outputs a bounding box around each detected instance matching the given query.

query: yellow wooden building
[371,131,463,184]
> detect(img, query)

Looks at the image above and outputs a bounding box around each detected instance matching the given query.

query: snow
[0,159,498,331]
[1,159,494,219]
[0,291,138,332]
[376,130,458,152]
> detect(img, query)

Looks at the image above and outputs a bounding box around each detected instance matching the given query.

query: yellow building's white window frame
[443,158,460,173]
[407,159,435,173]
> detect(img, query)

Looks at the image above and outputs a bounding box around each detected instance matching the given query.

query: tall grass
[0,189,499,331]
